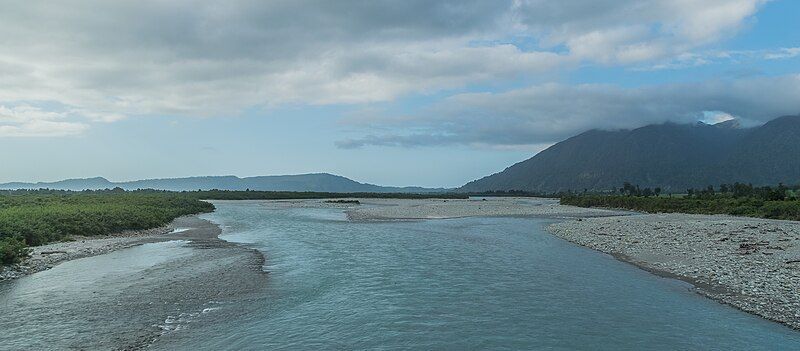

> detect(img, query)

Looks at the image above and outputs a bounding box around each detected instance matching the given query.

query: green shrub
[0,191,215,262]
[0,237,30,264]
[561,195,800,221]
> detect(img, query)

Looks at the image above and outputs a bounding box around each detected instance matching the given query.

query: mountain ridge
[460,115,800,193]
[0,173,448,193]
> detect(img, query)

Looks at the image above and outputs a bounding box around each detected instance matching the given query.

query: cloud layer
[0,0,771,137]
[337,74,800,148]
[0,105,88,137]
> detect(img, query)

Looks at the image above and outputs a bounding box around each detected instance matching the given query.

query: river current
[2,200,799,350]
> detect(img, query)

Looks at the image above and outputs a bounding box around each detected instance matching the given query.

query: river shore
[344,197,628,220]
[0,215,268,350]
[0,225,179,281]
[336,197,800,330]
[549,213,800,330]
[4,197,798,337]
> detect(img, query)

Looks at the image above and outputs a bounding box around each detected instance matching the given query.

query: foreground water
[2,201,799,350]
[160,201,800,350]
[0,241,197,349]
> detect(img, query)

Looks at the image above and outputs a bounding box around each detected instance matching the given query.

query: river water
[2,200,799,350]
[159,201,800,350]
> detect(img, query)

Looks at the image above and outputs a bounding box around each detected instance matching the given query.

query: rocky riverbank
[548,213,800,330]
[2,221,180,281]
[344,197,627,220]
[0,215,268,350]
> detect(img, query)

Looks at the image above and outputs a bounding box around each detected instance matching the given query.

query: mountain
[461,115,800,193]
[0,173,447,193]
[0,177,116,191]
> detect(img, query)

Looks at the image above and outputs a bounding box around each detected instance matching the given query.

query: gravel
[345,197,627,220]
[0,224,177,281]
[549,213,800,329]
[0,215,268,350]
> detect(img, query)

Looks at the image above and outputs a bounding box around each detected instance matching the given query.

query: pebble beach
[549,213,800,329]
[0,226,174,281]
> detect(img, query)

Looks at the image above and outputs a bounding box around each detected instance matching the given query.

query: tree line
[561,182,800,222]
[685,183,798,201]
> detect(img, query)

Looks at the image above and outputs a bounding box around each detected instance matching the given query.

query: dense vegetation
[0,189,214,264]
[187,190,468,200]
[561,183,800,221]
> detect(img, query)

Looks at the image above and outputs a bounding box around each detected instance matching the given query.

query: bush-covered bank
[0,190,214,264]
[0,188,470,264]
[0,237,30,265]
[561,183,800,221]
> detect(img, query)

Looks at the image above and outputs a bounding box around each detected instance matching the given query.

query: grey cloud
[0,0,767,128]
[0,105,88,137]
[513,0,766,63]
[0,0,563,121]
[337,74,800,148]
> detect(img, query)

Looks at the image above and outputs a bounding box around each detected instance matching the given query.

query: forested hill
[0,173,447,193]
[460,115,800,193]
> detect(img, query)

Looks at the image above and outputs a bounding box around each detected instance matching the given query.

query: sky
[1,0,799,188]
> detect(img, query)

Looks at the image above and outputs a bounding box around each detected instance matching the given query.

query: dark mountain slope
[461,115,800,193]
[722,115,800,186]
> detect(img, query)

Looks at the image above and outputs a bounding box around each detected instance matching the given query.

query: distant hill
[0,173,448,193]
[461,115,800,193]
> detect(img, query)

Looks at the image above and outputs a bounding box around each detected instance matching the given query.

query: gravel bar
[549,213,800,329]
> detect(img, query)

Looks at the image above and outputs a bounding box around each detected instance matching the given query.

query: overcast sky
[1,0,799,187]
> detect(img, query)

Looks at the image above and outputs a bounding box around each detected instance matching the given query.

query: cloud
[0,0,768,127]
[701,111,736,124]
[337,74,800,148]
[0,105,88,137]
[78,111,127,123]
[513,0,766,63]
[764,47,800,60]
[638,47,800,70]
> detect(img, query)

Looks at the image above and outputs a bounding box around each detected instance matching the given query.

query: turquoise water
[0,241,196,350]
[1,201,798,350]
[152,201,800,350]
